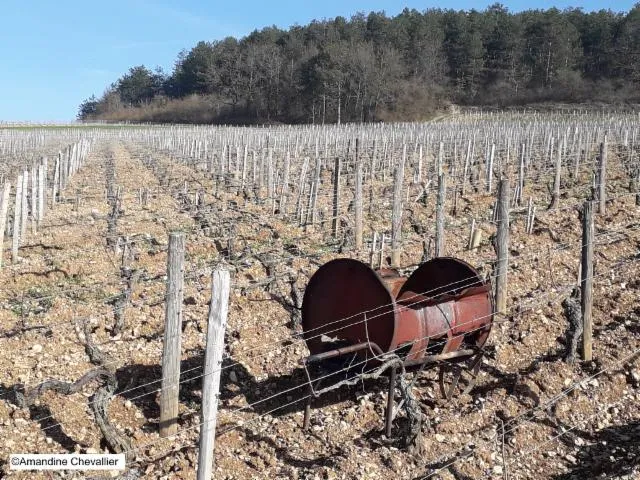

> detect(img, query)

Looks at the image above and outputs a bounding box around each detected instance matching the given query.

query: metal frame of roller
[300,257,494,436]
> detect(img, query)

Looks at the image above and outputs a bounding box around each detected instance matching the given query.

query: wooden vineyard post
[417,144,423,185]
[495,177,510,315]
[240,145,248,194]
[370,231,378,267]
[280,150,290,214]
[70,144,75,177]
[550,141,561,209]
[462,139,471,196]
[52,155,60,206]
[517,143,525,206]
[0,182,11,269]
[272,171,280,215]
[311,155,321,224]
[369,140,376,215]
[391,147,406,268]
[526,197,535,234]
[581,201,594,361]
[435,173,446,257]
[12,174,23,264]
[304,182,315,227]
[20,172,28,240]
[597,137,607,214]
[467,218,476,251]
[295,158,309,220]
[42,157,48,218]
[160,232,185,437]
[385,366,396,438]
[355,139,363,250]
[234,146,241,184]
[196,268,230,480]
[37,164,44,227]
[58,150,65,193]
[452,185,458,217]
[267,148,274,213]
[471,225,482,250]
[574,134,582,180]
[332,157,341,238]
[61,149,68,193]
[487,143,495,193]
[251,150,258,188]
[30,165,37,234]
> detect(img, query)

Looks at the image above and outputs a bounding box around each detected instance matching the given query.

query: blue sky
[0,0,635,121]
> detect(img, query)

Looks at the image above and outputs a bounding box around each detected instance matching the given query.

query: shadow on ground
[552,422,640,479]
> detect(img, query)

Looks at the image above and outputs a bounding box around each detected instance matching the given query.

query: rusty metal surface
[302,259,396,355]
[394,257,493,356]
[397,256,485,299]
[303,342,383,364]
[375,268,407,297]
[302,257,493,363]
[301,256,494,436]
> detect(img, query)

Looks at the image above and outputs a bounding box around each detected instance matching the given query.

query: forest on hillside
[78,4,640,124]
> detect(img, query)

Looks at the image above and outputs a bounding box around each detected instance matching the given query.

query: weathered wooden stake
[517,144,525,206]
[280,151,290,213]
[311,155,321,224]
[369,141,376,215]
[462,139,471,196]
[61,149,68,193]
[355,140,363,250]
[471,226,482,250]
[435,173,446,257]
[332,157,341,238]
[526,197,535,234]
[385,367,396,438]
[42,157,48,217]
[417,144,423,184]
[467,218,476,251]
[391,148,406,267]
[30,165,37,234]
[495,178,510,314]
[0,182,11,269]
[196,268,230,480]
[52,155,60,206]
[597,137,607,214]
[305,182,315,227]
[486,144,495,193]
[452,186,458,217]
[581,201,594,361]
[370,232,378,267]
[240,145,248,192]
[160,232,185,437]
[295,158,309,219]
[37,164,44,226]
[550,142,562,209]
[20,172,28,240]
[12,175,24,263]
[574,135,582,180]
[267,149,274,212]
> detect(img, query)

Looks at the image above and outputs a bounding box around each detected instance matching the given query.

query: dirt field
[0,122,639,479]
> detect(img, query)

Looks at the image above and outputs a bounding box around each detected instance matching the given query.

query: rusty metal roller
[302,257,493,364]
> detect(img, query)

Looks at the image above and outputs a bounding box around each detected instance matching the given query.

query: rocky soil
[0,139,638,479]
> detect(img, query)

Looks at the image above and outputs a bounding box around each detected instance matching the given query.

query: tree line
[78,4,640,124]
